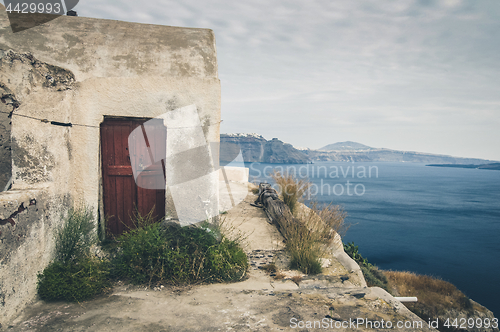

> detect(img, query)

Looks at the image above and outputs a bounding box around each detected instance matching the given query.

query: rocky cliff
[221,135,496,165]
[220,133,310,164]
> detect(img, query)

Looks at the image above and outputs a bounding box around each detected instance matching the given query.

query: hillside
[320,141,373,151]
[220,133,310,164]
[221,134,496,165]
[301,147,495,164]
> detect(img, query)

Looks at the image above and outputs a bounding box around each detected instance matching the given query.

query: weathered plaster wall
[0,4,220,326]
[0,8,218,81]
[8,74,221,209]
[0,47,76,193]
[0,190,71,326]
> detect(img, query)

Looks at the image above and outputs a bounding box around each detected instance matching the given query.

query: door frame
[98,115,166,238]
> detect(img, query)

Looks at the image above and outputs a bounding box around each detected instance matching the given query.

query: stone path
[221,182,365,289]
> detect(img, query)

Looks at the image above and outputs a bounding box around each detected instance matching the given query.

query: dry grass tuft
[291,275,302,284]
[274,272,285,280]
[262,262,277,273]
[283,202,348,274]
[384,271,474,319]
[249,183,260,195]
[269,173,348,275]
[271,171,311,215]
[296,202,349,243]
[277,214,323,274]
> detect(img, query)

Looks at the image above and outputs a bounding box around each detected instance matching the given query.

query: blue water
[246,162,500,316]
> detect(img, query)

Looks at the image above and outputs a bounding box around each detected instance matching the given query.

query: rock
[220,134,310,164]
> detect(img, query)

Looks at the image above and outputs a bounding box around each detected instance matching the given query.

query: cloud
[76,0,500,160]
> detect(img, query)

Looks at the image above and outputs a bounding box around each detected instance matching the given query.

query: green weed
[54,206,96,264]
[37,206,109,302]
[343,242,390,291]
[37,258,110,302]
[111,217,248,285]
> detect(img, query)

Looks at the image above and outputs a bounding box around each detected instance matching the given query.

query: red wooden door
[100,118,166,236]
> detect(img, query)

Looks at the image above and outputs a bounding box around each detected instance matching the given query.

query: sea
[244,161,500,317]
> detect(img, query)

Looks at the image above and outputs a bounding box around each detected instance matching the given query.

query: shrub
[271,171,311,215]
[344,242,369,265]
[111,217,248,285]
[55,206,96,264]
[37,258,110,302]
[343,242,390,292]
[37,206,109,302]
[111,219,168,284]
[360,265,389,290]
[204,238,248,282]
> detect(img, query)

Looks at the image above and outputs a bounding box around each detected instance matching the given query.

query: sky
[75,0,500,160]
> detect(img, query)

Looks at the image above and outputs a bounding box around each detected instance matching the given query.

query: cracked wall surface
[0,7,218,82]
[0,190,71,327]
[0,49,76,191]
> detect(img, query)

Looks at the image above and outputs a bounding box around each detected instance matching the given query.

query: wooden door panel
[101,118,166,236]
[106,166,133,176]
[115,175,126,234]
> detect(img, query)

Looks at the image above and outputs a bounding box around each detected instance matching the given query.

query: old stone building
[0,5,221,325]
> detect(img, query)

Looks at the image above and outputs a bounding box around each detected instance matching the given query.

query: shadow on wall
[0,83,12,191]
[0,191,72,327]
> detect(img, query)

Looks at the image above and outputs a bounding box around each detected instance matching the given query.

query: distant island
[426,163,500,171]
[220,134,497,165]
